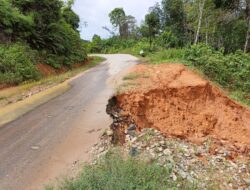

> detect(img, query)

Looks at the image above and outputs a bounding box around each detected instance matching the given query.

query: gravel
[90,127,250,190]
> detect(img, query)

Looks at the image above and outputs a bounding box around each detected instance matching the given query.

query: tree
[145,11,160,47]
[244,0,250,52]
[126,15,137,34]
[109,8,137,38]
[90,34,102,53]
[161,0,187,46]
[149,2,163,28]
[0,0,34,43]
[62,0,80,31]
[162,0,186,33]
[194,0,207,44]
[109,8,126,38]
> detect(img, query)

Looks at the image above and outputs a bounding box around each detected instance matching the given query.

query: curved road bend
[0,54,138,190]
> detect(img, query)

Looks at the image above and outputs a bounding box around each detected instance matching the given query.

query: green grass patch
[146,48,186,64]
[116,82,137,94]
[123,73,141,81]
[123,72,149,81]
[46,150,197,190]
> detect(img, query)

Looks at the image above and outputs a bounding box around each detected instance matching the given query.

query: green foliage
[89,36,138,54]
[0,0,87,85]
[62,1,80,31]
[216,19,248,53]
[148,48,186,63]
[109,8,126,28]
[0,0,34,42]
[185,43,250,92]
[52,150,196,190]
[0,43,40,84]
[130,40,153,55]
[145,11,161,41]
[108,8,137,38]
[161,0,186,34]
[89,34,102,53]
[157,31,179,48]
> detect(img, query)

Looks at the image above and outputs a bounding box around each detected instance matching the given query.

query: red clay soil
[116,64,250,156]
[37,63,57,76]
[37,60,91,76]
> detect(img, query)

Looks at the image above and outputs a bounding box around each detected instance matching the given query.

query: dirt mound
[116,64,250,156]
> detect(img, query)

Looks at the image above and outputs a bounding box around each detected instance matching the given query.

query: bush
[157,31,179,49]
[185,43,250,92]
[52,150,196,190]
[0,43,41,84]
[131,39,154,55]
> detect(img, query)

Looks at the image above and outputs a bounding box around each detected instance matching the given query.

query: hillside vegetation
[0,0,87,86]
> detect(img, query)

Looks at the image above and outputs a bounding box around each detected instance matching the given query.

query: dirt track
[0,54,138,190]
[116,64,250,157]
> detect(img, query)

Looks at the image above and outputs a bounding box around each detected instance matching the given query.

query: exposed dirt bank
[113,64,250,157]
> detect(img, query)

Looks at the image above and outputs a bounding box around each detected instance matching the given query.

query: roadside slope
[115,64,250,156]
[0,57,104,127]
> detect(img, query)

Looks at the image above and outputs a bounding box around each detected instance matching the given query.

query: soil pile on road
[116,64,250,155]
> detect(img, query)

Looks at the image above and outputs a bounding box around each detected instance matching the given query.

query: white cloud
[72,0,160,40]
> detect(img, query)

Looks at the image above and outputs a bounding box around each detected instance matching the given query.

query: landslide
[115,64,250,155]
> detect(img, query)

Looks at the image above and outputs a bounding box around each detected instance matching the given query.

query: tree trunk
[119,24,122,38]
[149,28,152,49]
[244,19,250,52]
[205,17,209,45]
[194,0,206,44]
[244,0,250,52]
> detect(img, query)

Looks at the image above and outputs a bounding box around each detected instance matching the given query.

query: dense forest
[89,0,250,105]
[0,0,87,85]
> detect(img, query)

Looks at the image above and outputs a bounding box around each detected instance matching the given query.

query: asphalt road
[0,54,138,190]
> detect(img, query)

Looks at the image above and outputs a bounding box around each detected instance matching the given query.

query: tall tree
[162,0,186,33]
[62,0,80,31]
[145,11,161,47]
[244,0,250,52]
[194,0,207,44]
[109,8,126,38]
[126,15,137,36]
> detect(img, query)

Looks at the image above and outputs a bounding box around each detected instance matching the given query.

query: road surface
[0,54,138,190]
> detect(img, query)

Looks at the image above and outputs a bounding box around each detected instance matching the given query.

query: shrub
[185,43,250,92]
[53,150,196,190]
[157,31,179,49]
[131,39,154,55]
[0,43,41,84]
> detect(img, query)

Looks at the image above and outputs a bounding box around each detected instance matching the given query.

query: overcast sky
[72,0,160,40]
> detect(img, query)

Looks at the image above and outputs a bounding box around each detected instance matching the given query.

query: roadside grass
[123,73,141,81]
[229,90,250,107]
[0,56,105,107]
[146,49,186,64]
[123,72,150,81]
[45,149,197,190]
[116,82,137,94]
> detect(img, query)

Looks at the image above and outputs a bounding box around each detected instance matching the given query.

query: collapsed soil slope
[116,64,250,155]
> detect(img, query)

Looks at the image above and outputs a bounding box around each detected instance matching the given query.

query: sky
[72,0,160,40]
